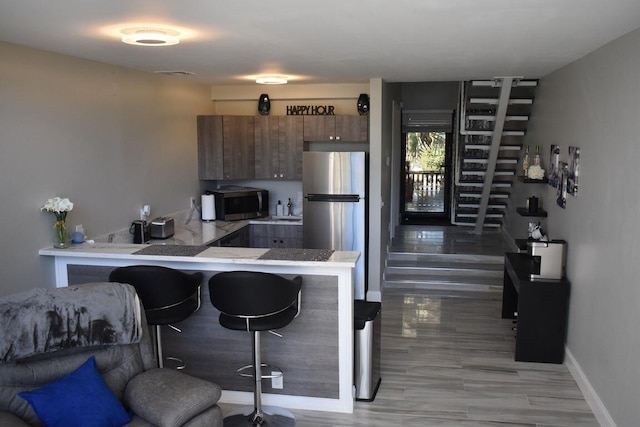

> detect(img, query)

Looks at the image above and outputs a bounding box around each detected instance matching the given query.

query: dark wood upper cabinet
[302,115,336,141]
[223,116,255,180]
[200,114,366,181]
[197,115,224,180]
[303,115,368,142]
[255,116,303,180]
[198,115,255,180]
[335,115,369,142]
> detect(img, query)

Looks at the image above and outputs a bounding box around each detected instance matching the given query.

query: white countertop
[91,211,301,246]
[39,242,359,267]
[40,213,358,267]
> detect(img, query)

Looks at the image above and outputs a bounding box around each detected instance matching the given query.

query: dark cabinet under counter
[210,226,250,247]
[502,252,570,363]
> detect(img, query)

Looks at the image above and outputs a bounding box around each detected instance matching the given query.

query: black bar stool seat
[109,265,202,369]
[209,271,302,427]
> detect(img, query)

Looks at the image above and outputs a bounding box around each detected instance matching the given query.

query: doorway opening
[401,131,452,224]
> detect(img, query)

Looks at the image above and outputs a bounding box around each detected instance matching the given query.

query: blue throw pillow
[18,356,132,427]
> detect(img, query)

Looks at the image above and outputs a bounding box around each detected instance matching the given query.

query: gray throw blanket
[0,282,142,363]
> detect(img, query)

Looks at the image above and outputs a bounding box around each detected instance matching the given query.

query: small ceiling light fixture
[256,75,288,85]
[121,28,180,46]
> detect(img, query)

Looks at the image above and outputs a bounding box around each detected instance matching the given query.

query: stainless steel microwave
[209,187,269,221]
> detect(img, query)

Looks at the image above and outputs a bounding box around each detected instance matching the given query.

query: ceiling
[2,1,640,86]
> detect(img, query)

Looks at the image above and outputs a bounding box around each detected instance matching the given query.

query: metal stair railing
[473,77,514,234]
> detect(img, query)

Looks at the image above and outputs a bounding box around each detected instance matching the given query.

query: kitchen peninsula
[39,218,359,414]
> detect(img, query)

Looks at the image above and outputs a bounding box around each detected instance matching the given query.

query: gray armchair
[0,282,223,427]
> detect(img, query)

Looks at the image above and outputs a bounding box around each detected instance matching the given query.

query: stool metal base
[163,356,186,370]
[153,325,186,370]
[223,405,295,427]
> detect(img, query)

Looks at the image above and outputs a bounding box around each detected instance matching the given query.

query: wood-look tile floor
[221,226,599,426]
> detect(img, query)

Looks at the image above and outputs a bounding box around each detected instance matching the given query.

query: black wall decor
[357,93,369,115]
[258,94,271,115]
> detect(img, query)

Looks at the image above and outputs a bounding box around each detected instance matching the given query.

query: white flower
[527,165,545,180]
[41,197,74,213]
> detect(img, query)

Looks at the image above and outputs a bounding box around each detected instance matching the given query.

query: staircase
[385,252,504,291]
[384,251,504,292]
[383,226,510,292]
[453,77,538,232]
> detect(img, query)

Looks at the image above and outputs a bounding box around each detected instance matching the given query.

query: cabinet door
[271,225,303,248]
[254,116,279,179]
[249,224,269,248]
[197,116,224,180]
[278,116,304,180]
[335,115,368,142]
[223,116,255,180]
[303,115,336,141]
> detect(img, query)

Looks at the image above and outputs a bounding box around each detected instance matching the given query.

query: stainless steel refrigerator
[303,151,367,299]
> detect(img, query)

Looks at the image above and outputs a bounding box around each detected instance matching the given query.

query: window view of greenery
[404,131,447,214]
[405,131,446,171]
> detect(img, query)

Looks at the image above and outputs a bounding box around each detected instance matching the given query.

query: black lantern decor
[258,94,271,115]
[357,93,369,115]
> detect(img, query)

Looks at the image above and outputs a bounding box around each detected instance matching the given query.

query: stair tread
[388,256,502,267]
[384,280,503,292]
[384,275,503,292]
[387,251,504,264]
[385,272,502,282]
[386,265,502,279]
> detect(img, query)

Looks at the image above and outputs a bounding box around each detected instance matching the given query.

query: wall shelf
[518,176,548,184]
[516,207,548,217]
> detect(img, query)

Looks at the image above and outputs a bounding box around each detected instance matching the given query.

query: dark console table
[502,253,570,363]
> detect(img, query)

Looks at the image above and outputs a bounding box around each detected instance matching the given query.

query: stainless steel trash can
[354,300,381,401]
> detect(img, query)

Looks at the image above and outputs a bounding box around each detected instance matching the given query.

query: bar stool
[209,271,302,427]
[109,265,202,369]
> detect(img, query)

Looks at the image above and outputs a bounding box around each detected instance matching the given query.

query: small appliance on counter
[527,240,566,280]
[149,216,175,239]
[206,186,269,221]
[130,220,150,244]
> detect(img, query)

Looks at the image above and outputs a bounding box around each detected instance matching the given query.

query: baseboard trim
[565,347,616,427]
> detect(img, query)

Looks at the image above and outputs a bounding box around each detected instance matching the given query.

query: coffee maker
[129,220,150,244]
[527,240,566,280]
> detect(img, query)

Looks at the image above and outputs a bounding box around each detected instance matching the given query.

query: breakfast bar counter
[39,242,359,414]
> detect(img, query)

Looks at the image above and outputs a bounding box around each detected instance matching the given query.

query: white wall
[503,27,640,426]
[0,42,215,296]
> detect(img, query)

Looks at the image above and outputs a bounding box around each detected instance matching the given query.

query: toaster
[150,216,175,239]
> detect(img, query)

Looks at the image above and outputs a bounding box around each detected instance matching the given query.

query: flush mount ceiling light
[256,76,288,85]
[121,28,180,46]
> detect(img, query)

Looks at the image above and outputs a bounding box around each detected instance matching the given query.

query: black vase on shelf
[258,94,271,115]
[357,93,369,115]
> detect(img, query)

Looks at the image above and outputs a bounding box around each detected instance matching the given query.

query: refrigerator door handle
[305,194,361,203]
